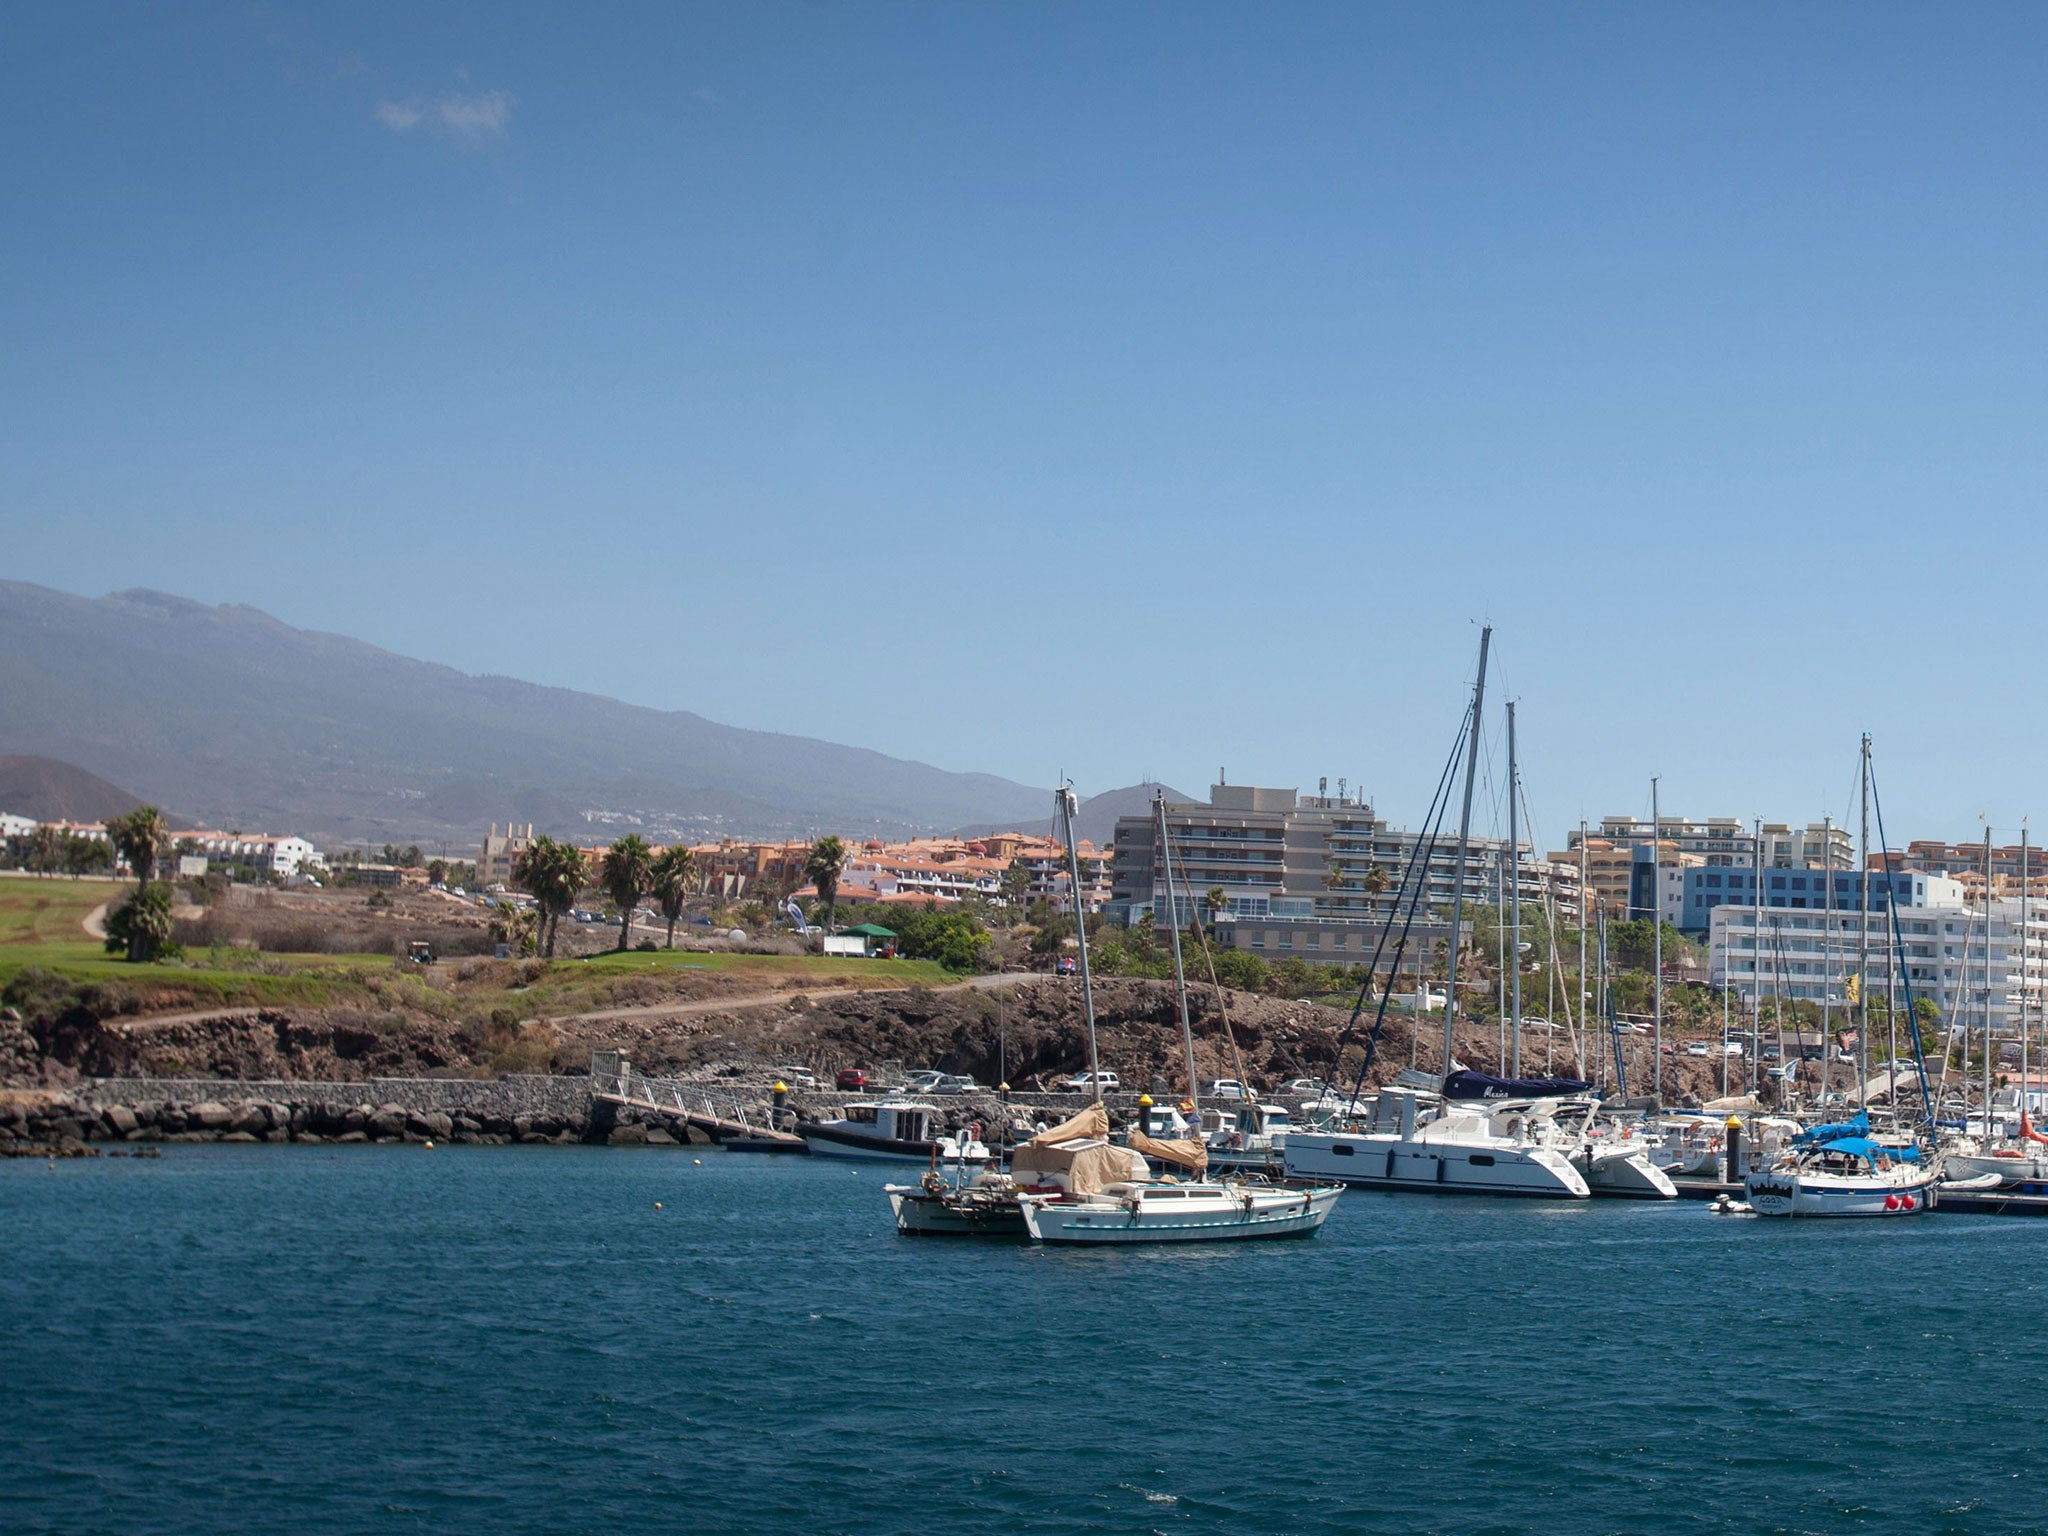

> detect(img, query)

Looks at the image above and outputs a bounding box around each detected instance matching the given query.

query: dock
[588,1053,806,1151]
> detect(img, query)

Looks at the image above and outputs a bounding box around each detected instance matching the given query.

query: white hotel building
[1709,878,2048,1036]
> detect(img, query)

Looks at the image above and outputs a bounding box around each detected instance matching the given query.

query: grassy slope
[0,877,952,1016]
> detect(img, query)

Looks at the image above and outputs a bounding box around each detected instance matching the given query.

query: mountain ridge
[0,582,1052,845]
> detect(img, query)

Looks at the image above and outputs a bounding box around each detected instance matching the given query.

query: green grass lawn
[0,876,118,946]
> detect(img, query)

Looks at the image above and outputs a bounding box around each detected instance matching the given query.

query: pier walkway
[588,1053,804,1148]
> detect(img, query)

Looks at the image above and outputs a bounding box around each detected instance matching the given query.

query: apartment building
[477,823,537,889]
[1106,783,1578,968]
[178,830,325,878]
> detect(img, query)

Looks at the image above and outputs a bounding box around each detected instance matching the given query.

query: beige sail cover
[1701,1095,1762,1115]
[1009,1136,1149,1196]
[1027,1101,1110,1144]
[1128,1132,1208,1173]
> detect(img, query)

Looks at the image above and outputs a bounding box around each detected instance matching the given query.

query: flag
[1844,973,1860,1005]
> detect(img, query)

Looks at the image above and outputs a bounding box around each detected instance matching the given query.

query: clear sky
[5,4,2046,847]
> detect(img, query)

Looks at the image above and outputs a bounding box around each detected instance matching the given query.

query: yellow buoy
[692,1158,702,1165]
[654,1201,663,1209]
[424,1140,435,1149]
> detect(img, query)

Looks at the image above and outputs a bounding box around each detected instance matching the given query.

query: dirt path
[537,969,1037,1027]
[83,902,109,940]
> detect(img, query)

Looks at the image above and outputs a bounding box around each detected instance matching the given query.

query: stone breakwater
[0,1070,1171,1157]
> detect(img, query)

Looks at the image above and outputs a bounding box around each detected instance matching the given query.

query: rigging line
[1339,719,1469,1103]
[1868,754,1937,1130]
[1331,709,1470,1056]
[1164,820,1252,1107]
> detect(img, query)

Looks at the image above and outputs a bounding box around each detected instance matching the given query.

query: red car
[836,1068,869,1091]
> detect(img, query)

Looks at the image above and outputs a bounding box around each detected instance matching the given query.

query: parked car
[835,1067,869,1091]
[1054,955,1078,976]
[1282,1077,1331,1096]
[1208,1079,1251,1101]
[900,1069,946,1094]
[932,1074,979,1095]
[771,1065,818,1089]
[1685,1043,1711,1057]
[1062,1071,1121,1093]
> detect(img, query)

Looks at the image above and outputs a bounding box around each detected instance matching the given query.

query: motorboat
[1019,1179,1340,1245]
[1283,1087,1591,1198]
[801,1099,988,1165]
[1743,1115,1937,1217]
[1939,1108,2048,1187]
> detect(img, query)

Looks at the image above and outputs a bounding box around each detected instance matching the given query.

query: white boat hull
[1285,1133,1590,1198]
[1942,1151,2048,1187]
[1584,1148,1678,1200]
[1743,1169,1937,1217]
[1020,1185,1340,1245]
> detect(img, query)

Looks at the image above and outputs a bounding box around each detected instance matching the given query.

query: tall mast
[1155,791,1200,1117]
[1441,625,1492,1081]
[1578,821,1589,1077]
[1821,815,1834,1049]
[2025,824,2033,1129]
[1651,775,1662,1100]
[1751,817,1764,1098]
[1985,824,1994,1136]
[1858,738,1871,1112]
[1507,700,1523,1079]
[1057,785,1102,1099]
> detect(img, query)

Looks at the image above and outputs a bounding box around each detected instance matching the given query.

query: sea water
[4,1146,2046,1536]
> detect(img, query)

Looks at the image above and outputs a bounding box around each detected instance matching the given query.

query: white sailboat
[1744,1122,1938,1216]
[1017,792,1343,1246]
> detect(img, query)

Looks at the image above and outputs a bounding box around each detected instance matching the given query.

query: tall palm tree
[650,846,695,949]
[514,835,587,958]
[603,834,654,952]
[105,806,168,888]
[805,836,846,924]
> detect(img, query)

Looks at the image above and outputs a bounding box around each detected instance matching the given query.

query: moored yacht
[1744,1114,1937,1216]
[1020,1179,1340,1245]
[802,1099,988,1164]
[1284,1087,1590,1198]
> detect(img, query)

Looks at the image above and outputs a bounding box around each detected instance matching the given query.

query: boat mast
[1985,824,1994,1137]
[1441,626,1491,1081]
[1578,821,1589,1078]
[1155,791,1201,1118]
[1057,785,1102,1100]
[1859,737,1871,1113]
[1651,775,1662,1101]
[1508,700,1523,1079]
[2025,824,2033,1130]
[1826,811,1843,1056]
[1751,817,1764,1099]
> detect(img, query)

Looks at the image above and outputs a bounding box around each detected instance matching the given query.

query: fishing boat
[802,1099,989,1165]
[1743,1112,1937,1216]
[886,1169,1030,1235]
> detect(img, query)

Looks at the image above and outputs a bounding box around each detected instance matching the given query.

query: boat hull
[1943,1152,2048,1187]
[1742,1169,1937,1217]
[1021,1186,1340,1245]
[800,1124,988,1165]
[1584,1149,1678,1199]
[886,1187,1028,1236]
[1284,1133,1590,1198]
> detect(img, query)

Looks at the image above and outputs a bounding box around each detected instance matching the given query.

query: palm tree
[1363,865,1392,898]
[1203,885,1228,928]
[805,836,846,925]
[603,834,654,952]
[105,806,168,888]
[514,836,587,958]
[650,846,695,949]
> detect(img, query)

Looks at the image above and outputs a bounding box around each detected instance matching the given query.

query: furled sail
[1128,1132,1207,1173]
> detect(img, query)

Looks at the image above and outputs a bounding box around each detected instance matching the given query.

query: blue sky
[5,4,2047,846]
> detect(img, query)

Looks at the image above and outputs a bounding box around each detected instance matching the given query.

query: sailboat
[1284,629,1592,1200]
[1740,738,1941,1218]
[1017,791,1343,1245]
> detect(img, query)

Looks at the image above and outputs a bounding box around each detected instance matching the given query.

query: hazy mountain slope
[0,583,1049,843]
[0,755,150,824]
[956,782,1192,846]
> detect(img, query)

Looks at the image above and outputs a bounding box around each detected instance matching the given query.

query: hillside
[0,755,150,824]
[0,583,1050,844]
[956,782,1192,846]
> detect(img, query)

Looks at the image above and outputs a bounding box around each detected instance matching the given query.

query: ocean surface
[5,1146,2047,1536]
